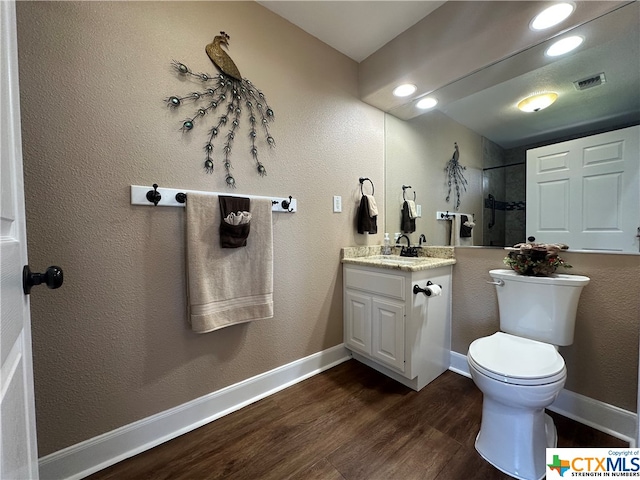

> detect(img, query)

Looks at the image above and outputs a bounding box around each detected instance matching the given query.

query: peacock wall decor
[444,142,468,210]
[166,32,275,187]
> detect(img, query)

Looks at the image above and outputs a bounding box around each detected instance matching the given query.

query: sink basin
[364,255,424,265]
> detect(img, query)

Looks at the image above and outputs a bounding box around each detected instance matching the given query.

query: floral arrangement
[503,242,572,276]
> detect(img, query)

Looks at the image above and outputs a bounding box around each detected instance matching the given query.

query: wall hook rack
[146,184,162,206]
[436,210,474,221]
[131,185,297,212]
[281,196,293,212]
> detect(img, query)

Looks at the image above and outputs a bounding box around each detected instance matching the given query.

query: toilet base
[475,399,557,480]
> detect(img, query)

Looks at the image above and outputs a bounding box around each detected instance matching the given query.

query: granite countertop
[341,245,456,272]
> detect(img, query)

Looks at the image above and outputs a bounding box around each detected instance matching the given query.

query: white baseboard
[449,350,472,378]
[449,351,637,446]
[38,344,351,480]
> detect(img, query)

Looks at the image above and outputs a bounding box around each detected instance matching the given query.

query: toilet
[467,268,590,480]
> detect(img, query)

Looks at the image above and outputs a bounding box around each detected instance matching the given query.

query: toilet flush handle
[486,279,504,287]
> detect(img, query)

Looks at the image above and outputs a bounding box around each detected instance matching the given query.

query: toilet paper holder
[413,281,442,296]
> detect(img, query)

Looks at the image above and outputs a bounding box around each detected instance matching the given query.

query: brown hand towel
[460,214,473,237]
[401,201,416,233]
[219,195,250,248]
[357,195,377,234]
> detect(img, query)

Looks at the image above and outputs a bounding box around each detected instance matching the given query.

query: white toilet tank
[489,269,590,346]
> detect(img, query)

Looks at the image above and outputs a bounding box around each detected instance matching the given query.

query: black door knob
[23,265,64,295]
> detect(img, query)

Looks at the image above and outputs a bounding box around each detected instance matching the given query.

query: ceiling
[259,1,640,148]
[257,1,445,62]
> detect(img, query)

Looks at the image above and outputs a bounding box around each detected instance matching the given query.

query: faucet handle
[400,246,419,257]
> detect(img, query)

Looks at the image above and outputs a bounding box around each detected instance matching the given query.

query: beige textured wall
[16,1,384,456]
[385,111,483,245]
[452,247,639,412]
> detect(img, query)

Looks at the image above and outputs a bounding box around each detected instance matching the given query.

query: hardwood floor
[87,360,627,480]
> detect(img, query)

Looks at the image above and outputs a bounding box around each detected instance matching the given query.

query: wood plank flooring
[87,360,627,480]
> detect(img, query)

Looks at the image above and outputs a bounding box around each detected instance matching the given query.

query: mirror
[384,2,639,252]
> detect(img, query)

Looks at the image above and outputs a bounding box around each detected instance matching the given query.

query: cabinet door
[345,290,372,355]
[372,298,405,372]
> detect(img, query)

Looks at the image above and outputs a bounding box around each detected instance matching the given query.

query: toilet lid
[468,332,565,384]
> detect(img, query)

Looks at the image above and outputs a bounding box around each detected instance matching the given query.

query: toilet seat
[468,332,566,386]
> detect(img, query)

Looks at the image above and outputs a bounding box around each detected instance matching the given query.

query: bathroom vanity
[341,247,455,391]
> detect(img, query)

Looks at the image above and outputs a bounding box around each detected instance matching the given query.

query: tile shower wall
[482,138,506,246]
[504,162,526,246]
[482,138,526,247]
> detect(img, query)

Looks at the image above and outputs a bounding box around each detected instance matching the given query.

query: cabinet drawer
[345,267,405,301]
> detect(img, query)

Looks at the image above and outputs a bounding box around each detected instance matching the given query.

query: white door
[1,2,39,478]
[526,126,640,252]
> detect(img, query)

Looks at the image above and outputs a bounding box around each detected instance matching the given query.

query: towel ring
[402,185,416,202]
[359,177,375,196]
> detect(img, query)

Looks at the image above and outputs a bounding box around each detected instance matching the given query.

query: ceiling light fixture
[530,2,575,31]
[546,35,584,56]
[393,83,417,97]
[416,97,438,109]
[517,92,559,112]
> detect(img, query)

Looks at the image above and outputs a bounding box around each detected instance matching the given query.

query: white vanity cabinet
[343,263,452,391]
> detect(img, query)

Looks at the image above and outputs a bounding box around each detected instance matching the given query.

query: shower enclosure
[482,139,526,247]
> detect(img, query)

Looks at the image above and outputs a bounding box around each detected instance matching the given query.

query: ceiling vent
[574,73,606,91]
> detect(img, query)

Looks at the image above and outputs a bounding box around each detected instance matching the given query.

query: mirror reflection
[384,2,639,253]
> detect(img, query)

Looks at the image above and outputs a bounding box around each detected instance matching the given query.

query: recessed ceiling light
[546,35,584,57]
[517,92,559,112]
[393,84,417,97]
[416,97,438,109]
[531,3,575,31]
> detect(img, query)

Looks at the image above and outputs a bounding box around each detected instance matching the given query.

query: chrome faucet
[419,234,427,246]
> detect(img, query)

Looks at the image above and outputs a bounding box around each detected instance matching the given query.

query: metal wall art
[444,142,467,210]
[166,32,275,187]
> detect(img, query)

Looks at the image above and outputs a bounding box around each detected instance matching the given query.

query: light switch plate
[416,204,422,217]
[333,195,342,212]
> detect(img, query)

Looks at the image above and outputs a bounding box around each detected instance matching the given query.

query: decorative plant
[503,242,572,276]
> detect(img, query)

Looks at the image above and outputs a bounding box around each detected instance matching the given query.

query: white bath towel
[224,211,252,225]
[406,200,418,219]
[186,193,273,333]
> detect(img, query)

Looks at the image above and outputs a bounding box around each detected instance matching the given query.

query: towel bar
[130,185,297,212]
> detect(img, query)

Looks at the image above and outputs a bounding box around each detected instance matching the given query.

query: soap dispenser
[383,233,391,255]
